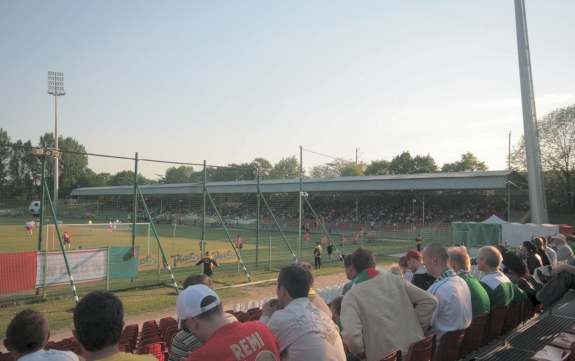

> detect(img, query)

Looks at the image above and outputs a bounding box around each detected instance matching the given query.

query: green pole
[206,191,252,281]
[303,195,340,254]
[38,155,47,298]
[201,160,206,257]
[255,169,260,267]
[268,232,272,271]
[260,195,297,261]
[136,185,179,293]
[44,181,79,303]
[106,246,111,291]
[131,153,138,251]
[298,145,303,259]
[37,155,46,252]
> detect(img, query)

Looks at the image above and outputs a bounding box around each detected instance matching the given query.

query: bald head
[477,246,502,272]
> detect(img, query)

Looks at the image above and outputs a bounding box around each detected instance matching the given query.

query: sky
[1,1,574,178]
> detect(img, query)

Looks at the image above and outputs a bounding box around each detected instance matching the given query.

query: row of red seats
[226,307,263,323]
[380,298,541,361]
[119,324,139,353]
[45,337,82,356]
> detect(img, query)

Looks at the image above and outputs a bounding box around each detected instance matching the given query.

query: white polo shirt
[427,269,472,337]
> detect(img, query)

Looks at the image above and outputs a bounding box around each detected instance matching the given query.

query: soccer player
[313,243,322,270]
[63,231,71,250]
[196,252,219,277]
[25,221,35,236]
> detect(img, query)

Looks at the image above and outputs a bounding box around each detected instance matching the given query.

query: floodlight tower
[513,0,548,223]
[47,71,65,216]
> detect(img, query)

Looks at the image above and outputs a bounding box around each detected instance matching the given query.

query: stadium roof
[70,170,513,196]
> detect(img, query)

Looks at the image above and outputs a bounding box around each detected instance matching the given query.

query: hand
[262,299,279,317]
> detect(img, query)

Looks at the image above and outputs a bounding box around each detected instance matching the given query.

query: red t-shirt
[187,321,280,361]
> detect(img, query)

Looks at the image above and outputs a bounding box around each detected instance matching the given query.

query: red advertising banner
[0,251,37,294]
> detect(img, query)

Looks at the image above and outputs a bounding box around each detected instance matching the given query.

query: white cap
[177,284,221,321]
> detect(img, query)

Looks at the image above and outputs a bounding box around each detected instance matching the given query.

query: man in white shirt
[423,243,472,338]
[260,264,346,361]
[4,309,78,361]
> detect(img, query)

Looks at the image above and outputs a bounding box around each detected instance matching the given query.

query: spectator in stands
[260,264,346,361]
[521,241,543,275]
[533,237,553,267]
[448,246,491,318]
[503,253,541,307]
[4,309,79,361]
[73,291,155,361]
[297,261,332,317]
[537,262,575,308]
[477,246,523,308]
[405,250,436,290]
[169,275,237,361]
[424,243,472,338]
[544,236,558,267]
[398,256,413,282]
[552,235,574,264]
[340,248,437,361]
[177,284,280,361]
[341,255,356,295]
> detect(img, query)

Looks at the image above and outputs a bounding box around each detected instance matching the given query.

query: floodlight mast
[47,71,65,216]
[513,0,548,223]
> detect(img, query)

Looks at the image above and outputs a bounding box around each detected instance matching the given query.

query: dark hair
[183,274,210,289]
[522,241,537,255]
[351,248,375,273]
[278,264,310,299]
[343,254,353,267]
[504,253,529,277]
[195,295,222,320]
[532,238,551,266]
[296,261,315,286]
[74,291,124,352]
[5,309,47,354]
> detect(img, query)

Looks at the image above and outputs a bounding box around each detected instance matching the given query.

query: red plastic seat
[434,329,466,361]
[380,349,401,361]
[459,313,489,358]
[483,306,507,345]
[405,334,436,361]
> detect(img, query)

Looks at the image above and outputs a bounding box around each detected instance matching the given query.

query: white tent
[502,223,560,247]
[482,215,507,225]
[480,216,561,247]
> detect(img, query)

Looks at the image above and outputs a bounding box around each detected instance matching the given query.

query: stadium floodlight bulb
[47,71,66,96]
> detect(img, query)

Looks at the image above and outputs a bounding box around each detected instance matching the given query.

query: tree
[412,154,438,173]
[389,151,437,174]
[270,156,300,179]
[78,169,111,187]
[340,163,364,177]
[310,164,340,178]
[511,104,575,209]
[441,152,488,172]
[365,160,391,175]
[109,170,151,186]
[164,166,195,184]
[250,158,273,177]
[0,129,10,190]
[39,133,89,196]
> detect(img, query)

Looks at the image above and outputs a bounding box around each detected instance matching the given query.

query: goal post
[45,222,151,255]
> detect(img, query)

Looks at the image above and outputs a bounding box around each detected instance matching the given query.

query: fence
[0,143,516,304]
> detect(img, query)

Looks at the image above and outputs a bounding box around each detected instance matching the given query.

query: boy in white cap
[177,284,280,361]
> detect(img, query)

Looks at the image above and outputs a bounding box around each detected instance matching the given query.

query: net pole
[298,145,303,259]
[260,195,297,261]
[255,169,260,267]
[131,153,138,253]
[38,155,47,299]
[44,181,80,303]
[136,185,179,293]
[201,160,207,257]
[206,191,252,282]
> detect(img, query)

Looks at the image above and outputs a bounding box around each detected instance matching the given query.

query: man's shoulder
[21,350,79,361]
[102,352,157,361]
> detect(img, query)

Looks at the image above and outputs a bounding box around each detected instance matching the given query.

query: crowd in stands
[4,232,575,361]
